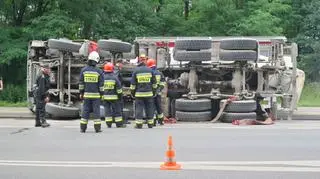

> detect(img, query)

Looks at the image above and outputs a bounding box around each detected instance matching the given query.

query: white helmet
[88,51,100,63]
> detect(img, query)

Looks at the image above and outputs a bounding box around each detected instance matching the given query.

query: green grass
[298,83,320,107]
[0,101,28,107]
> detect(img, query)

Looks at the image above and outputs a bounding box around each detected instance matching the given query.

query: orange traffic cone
[160,135,181,170]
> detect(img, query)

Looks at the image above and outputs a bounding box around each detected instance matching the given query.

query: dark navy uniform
[34,73,50,127]
[79,65,104,132]
[152,69,166,125]
[103,72,123,128]
[130,63,157,128]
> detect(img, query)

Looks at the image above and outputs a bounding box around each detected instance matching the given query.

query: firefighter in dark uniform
[103,62,125,128]
[147,58,166,126]
[130,54,157,129]
[79,51,104,133]
[34,63,51,128]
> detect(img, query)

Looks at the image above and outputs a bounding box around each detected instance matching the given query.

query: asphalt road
[1,119,320,179]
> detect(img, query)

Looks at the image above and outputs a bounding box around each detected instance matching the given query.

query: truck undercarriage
[27,36,304,123]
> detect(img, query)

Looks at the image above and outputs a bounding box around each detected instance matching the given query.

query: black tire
[219,50,258,61]
[122,52,136,59]
[48,39,82,53]
[46,103,80,118]
[220,38,258,50]
[175,39,212,50]
[176,111,212,122]
[175,98,211,112]
[221,100,257,113]
[220,112,257,123]
[98,39,132,53]
[174,50,211,61]
[99,50,112,58]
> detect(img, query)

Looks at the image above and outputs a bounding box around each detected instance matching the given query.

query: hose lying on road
[210,96,238,123]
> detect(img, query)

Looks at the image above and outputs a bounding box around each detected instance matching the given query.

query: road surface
[0,119,320,178]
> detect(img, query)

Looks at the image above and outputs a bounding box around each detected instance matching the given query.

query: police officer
[103,62,125,128]
[147,58,166,126]
[79,51,104,133]
[130,54,157,129]
[34,63,51,128]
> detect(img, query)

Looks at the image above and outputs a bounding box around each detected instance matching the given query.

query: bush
[0,84,27,103]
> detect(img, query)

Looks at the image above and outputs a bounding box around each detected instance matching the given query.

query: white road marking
[0,160,320,172]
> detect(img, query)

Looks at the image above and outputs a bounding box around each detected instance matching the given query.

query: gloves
[79,94,84,100]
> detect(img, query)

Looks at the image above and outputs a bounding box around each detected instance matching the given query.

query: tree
[295,0,320,82]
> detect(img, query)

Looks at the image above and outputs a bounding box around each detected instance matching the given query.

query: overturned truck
[134,36,304,122]
[27,36,304,122]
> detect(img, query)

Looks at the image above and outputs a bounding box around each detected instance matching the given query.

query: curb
[0,114,34,119]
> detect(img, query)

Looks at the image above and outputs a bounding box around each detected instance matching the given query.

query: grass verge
[0,101,28,107]
[298,83,320,107]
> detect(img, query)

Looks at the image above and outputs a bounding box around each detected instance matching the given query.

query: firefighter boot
[94,121,102,133]
[41,120,50,128]
[153,115,157,127]
[105,117,113,128]
[157,114,164,125]
[158,117,164,125]
[80,123,87,133]
[115,117,125,128]
[147,119,154,129]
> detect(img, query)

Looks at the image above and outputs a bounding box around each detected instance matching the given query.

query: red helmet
[147,59,156,68]
[104,63,114,72]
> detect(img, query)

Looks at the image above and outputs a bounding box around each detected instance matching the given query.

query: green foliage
[24,10,80,40]
[0,84,26,103]
[295,0,320,82]
[0,0,320,103]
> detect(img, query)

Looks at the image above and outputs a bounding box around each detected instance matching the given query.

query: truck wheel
[220,38,258,50]
[46,103,80,119]
[175,98,211,112]
[48,39,82,53]
[98,39,132,53]
[220,112,257,123]
[99,50,112,58]
[175,39,212,50]
[219,50,257,61]
[221,100,256,113]
[176,111,212,122]
[174,50,211,61]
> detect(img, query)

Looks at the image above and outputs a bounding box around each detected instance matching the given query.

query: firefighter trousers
[104,100,123,124]
[80,99,101,130]
[135,97,154,125]
[153,94,164,120]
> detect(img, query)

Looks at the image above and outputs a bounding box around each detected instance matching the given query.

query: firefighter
[34,63,51,128]
[130,54,157,129]
[79,51,104,133]
[147,58,166,126]
[103,62,125,128]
